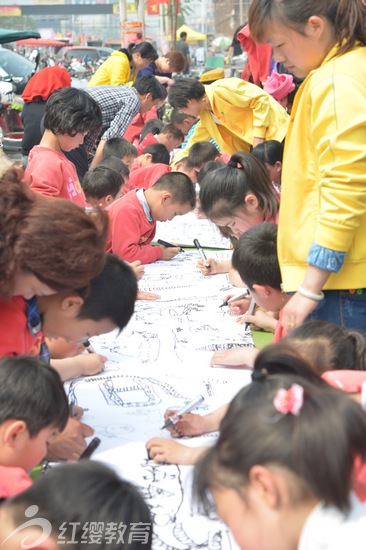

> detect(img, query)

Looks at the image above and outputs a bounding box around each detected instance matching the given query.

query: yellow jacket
[88,50,133,87]
[278,43,366,291]
[174,77,289,161]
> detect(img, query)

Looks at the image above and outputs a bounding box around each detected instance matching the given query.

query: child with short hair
[0,355,68,476]
[25,87,102,206]
[193,365,366,550]
[137,123,184,154]
[0,461,153,550]
[106,172,196,264]
[82,165,128,208]
[132,143,170,169]
[101,137,138,168]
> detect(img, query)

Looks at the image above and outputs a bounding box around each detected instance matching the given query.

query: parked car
[95,46,115,60]
[56,46,101,63]
[0,48,36,99]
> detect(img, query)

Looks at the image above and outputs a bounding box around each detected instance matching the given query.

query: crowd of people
[1,1,366,548]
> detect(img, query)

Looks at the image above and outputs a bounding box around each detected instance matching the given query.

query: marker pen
[193,239,211,270]
[244,298,256,331]
[82,339,96,354]
[79,437,101,460]
[219,289,250,308]
[161,395,205,430]
[157,239,184,252]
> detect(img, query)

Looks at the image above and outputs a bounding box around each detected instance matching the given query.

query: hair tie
[273,384,304,416]
[251,369,267,382]
[227,159,238,169]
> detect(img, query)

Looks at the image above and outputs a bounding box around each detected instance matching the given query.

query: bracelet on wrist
[298,285,325,302]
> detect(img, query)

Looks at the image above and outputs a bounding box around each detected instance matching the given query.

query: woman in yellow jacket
[88,42,158,87]
[168,76,289,163]
[249,0,366,331]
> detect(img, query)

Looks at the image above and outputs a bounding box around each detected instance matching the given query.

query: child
[0,355,68,476]
[106,172,196,264]
[137,50,186,86]
[0,254,138,381]
[25,87,102,206]
[101,137,138,168]
[197,152,279,275]
[0,161,108,301]
[0,461,152,550]
[251,139,283,192]
[137,123,184,154]
[82,164,128,208]
[131,143,170,170]
[193,367,366,550]
[249,0,366,332]
[168,76,289,162]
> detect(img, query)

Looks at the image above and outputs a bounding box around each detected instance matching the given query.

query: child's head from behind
[41,254,138,343]
[44,87,102,151]
[0,356,68,471]
[138,143,170,166]
[102,137,137,168]
[1,165,108,300]
[231,223,283,311]
[194,348,366,550]
[158,124,184,152]
[199,152,278,237]
[188,141,220,170]
[286,320,366,374]
[82,165,127,208]
[146,172,196,222]
[0,461,152,550]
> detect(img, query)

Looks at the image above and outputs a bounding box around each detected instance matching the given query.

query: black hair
[130,41,158,61]
[77,253,137,333]
[132,75,167,101]
[286,321,366,373]
[251,139,284,166]
[44,87,102,136]
[170,108,197,125]
[82,166,125,201]
[232,223,281,290]
[168,78,206,109]
[6,461,152,550]
[249,0,366,57]
[139,119,164,142]
[99,156,130,181]
[199,151,278,221]
[0,356,68,436]
[180,31,187,39]
[102,137,138,161]
[188,141,219,169]
[193,348,366,514]
[160,123,184,140]
[143,143,170,165]
[152,172,196,208]
[197,160,226,185]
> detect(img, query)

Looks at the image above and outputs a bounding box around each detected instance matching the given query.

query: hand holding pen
[193,239,211,271]
[161,395,205,430]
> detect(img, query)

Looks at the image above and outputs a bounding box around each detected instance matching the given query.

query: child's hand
[210,347,258,368]
[137,291,161,300]
[163,410,207,438]
[160,246,180,260]
[146,438,205,465]
[226,296,251,316]
[236,309,278,333]
[197,258,218,275]
[73,353,108,377]
[46,418,94,461]
[130,260,145,280]
[47,337,85,359]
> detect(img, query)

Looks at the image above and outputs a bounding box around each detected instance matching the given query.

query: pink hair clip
[273,384,304,416]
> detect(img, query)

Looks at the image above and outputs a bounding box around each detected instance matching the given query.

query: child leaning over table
[0,355,68,495]
[106,172,196,264]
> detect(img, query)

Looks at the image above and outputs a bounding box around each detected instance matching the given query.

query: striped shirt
[85,85,140,151]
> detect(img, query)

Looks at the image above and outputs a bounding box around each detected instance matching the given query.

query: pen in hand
[193,239,211,270]
[82,339,95,354]
[157,239,184,252]
[219,289,250,308]
[161,395,205,430]
[244,298,256,331]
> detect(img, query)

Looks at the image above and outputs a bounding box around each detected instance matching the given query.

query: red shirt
[122,164,171,196]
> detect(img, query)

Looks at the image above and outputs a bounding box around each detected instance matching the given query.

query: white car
[0,48,35,101]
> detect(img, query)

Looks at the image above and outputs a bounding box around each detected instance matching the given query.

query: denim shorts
[306,289,366,332]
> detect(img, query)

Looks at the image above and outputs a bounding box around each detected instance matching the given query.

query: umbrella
[16,38,67,48]
[211,36,232,50]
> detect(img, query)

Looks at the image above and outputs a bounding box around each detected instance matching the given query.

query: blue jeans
[306,290,366,332]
